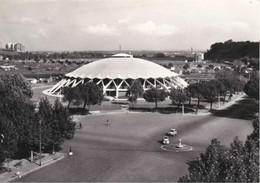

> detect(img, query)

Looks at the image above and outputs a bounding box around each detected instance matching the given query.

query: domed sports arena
[44,53,188,99]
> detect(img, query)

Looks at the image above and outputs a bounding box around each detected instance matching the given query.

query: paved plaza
[16,99,254,182]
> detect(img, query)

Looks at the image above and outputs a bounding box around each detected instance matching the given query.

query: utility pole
[218,95,220,108]
[39,120,42,166]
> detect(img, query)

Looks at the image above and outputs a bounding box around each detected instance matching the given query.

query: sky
[0,0,259,51]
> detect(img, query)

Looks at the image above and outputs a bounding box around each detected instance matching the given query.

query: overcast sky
[0,0,259,51]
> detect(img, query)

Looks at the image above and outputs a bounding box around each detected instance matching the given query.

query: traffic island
[161,144,193,152]
[161,140,193,152]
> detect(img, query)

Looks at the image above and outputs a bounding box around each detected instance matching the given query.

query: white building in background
[195,53,204,61]
[5,43,25,52]
[44,53,188,99]
[0,65,18,71]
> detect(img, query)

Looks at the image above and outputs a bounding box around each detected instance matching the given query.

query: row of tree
[1,51,105,61]
[62,82,103,111]
[0,75,75,165]
[127,69,252,112]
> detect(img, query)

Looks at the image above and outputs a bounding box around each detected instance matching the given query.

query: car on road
[163,136,170,144]
[167,129,177,136]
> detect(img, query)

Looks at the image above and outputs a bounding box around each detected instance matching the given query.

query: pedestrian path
[0,152,64,182]
[196,93,246,115]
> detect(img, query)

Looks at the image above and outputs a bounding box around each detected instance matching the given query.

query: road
[16,102,254,182]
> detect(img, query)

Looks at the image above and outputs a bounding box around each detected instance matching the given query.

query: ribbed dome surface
[66,57,178,79]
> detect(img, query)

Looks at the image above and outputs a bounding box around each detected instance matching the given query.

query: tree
[169,89,189,112]
[247,58,259,70]
[244,71,259,100]
[224,137,248,182]
[213,80,226,103]
[208,64,214,70]
[154,52,165,58]
[38,98,76,153]
[38,98,54,151]
[143,87,168,110]
[0,145,5,166]
[183,63,190,70]
[0,117,17,158]
[62,86,81,108]
[186,83,204,113]
[197,64,202,68]
[179,119,259,182]
[0,74,37,158]
[215,69,245,103]
[126,80,144,107]
[51,99,75,152]
[247,118,259,146]
[200,81,219,111]
[205,40,259,60]
[0,74,33,98]
[233,60,245,74]
[78,82,103,111]
[243,118,259,182]
[179,139,227,182]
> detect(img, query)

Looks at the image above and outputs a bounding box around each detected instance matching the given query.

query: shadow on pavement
[212,97,259,120]
[129,105,202,114]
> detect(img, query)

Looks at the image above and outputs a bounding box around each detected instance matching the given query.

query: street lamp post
[39,120,42,166]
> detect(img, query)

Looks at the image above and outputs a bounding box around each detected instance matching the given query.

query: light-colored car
[167,129,177,136]
[163,136,170,144]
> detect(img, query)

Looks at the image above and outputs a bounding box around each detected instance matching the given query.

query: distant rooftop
[111,53,133,58]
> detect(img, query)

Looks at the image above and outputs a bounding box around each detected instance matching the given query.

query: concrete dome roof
[66,54,178,79]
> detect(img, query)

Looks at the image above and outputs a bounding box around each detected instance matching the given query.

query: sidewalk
[196,93,246,115]
[0,152,64,182]
[216,93,246,111]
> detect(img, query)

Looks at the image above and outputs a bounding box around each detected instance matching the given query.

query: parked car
[167,129,177,136]
[163,136,170,144]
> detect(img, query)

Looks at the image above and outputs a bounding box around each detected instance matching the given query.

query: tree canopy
[0,74,76,160]
[78,82,103,111]
[62,86,81,108]
[244,71,259,100]
[205,40,259,60]
[186,82,204,113]
[36,98,76,153]
[0,145,5,165]
[169,89,189,110]
[179,118,259,182]
[0,74,37,158]
[143,87,168,109]
[126,80,144,107]
[200,81,220,111]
